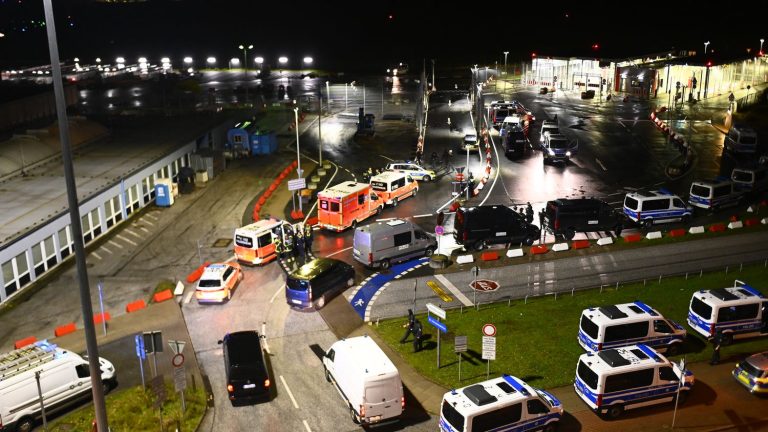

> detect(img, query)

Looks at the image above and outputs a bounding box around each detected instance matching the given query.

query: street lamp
[229,57,239,70]
[303,56,313,66]
[503,51,509,76]
[206,57,216,68]
[293,107,303,215]
[761,38,765,55]
[255,56,264,66]
[704,41,710,55]
[278,56,288,65]
[238,44,253,102]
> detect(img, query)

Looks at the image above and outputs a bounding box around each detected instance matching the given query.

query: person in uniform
[710,332,723,365]
[413,319,424,352]
[304,223,313,257]
[526,202,534,224]
[400,309,416,343]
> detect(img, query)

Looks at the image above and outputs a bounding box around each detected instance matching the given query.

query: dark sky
[0,0,764,72]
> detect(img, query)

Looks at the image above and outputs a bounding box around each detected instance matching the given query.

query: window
[658,366,678,382]
[624,196,639,211]
[256,233,272,248]
[717,303,759,322]
[713,185,732,198]
[691,184,711,198]
[394,177,405,189]
[326,348,335,362]
[330,202,340,212]
[643,199,668,211]
[394,231,412,247]
[603,369,654,393]
[320,200,329,210]
[653,320,673,334]
[604,322,649,342]
[472,403,521,431]
[358,194,366,206]
[76,364,90,378]
[223,267,234,281]
[690,297,712,320]
[673,198,685,208]
[577,361,599,389]
[580,315,599,339]
[441,401,465,432]
[527,398,549,415]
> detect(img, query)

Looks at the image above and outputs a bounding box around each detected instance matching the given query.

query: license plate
[369,416,382,423]
[291,299,302,305]
[243,384,256,389]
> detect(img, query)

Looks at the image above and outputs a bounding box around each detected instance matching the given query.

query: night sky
[0,0,764,72]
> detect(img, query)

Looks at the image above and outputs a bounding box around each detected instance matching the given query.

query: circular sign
[435,225,444,236]
[471,279,500,292]
[482,323,497,337]
[171,353,185,368]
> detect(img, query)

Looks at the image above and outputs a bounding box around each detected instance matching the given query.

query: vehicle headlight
[566,151,572,157]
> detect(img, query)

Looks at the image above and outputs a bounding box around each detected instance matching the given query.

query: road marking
[379,155,395,162]
[116,234,137,246]
[279,375,300,409]
[261,322,270,354]
[143,219,155,226]
[183,290,195,304]
[595,158,608,171]
[145,213,158,221]
[302,420,312,432]
[413,213,433,218]
[101,246,112,254]
[434,274,474,306]
[125,229,142,239]
[326,246,352,257]
[375,217,395,222]
[139,226,150,233]
[269,285,283,304]
[91,252,102,260]
[108,240,124,249]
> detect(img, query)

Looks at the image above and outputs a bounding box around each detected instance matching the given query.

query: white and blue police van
[440,374,562,432]
[574,344,694,419]
[622,189,693,228]
[687,178,744,212]
[687,280,767,345]
[731,166,768,193]
[724,125,759,154]
[578,301,687,355]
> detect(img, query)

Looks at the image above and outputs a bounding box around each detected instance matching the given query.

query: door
[363,377,401,420]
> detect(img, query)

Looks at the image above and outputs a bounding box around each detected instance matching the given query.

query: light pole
[294,107,303,214]
[761,38,765,55]
[503,51,509,76]
[239,44,253,103]
[206,56,216,68]
[704,41,710,55]
[229,57,239,70]
[345,82,348,111]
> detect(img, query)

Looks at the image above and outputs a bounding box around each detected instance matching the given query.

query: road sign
[168,340,187,355]
[482,348,496,361]
[173,365,187,392]
[482,323,497,337]
[426,302,446,319]
[151,374,166,409]
[471,265,480,277]
[482,336,496,360]
[435,225,444,236]
[455,336,468,353]
[171,353,185,368]
[470,279,500,292]
[426,280,453,303]
[288,178,306,191]
[143,331,163,354]
[135,334,146,360]
[428,316,448,333]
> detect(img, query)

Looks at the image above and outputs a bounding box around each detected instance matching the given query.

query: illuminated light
[230,57,240,65]
[73,57,79,62]
[95,57,101,63]
[254,56,264,64]
[116,57,125,64]
[183,56,193,64]
[706,61,712,67]
[278,56,288,64]
[303,56,313,64]
[0,32,4,38]
[138,57,147,64]
[161,57,170,64]
[187,67,194,73]
[532,52,537,58]
[206,57,216,64]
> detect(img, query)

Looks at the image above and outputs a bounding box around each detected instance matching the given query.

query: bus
[233,218,294,265]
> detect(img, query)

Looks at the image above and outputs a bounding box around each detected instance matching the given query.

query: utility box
[155,178,175,207]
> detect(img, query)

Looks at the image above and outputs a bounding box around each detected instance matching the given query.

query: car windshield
[198,278,221,288]
[624,196,639,211]
[739,360,765,377]
[441,400,465,431]
[580,314,599,339]
[286,278,309,291]
[691,184,711,197]
[550,139,568,149]
[690,297,712,319]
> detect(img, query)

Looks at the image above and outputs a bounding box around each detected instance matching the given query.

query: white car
[460,134,479,152]
[385,162,436,182]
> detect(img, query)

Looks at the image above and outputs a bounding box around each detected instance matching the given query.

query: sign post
[435,225,444,256]
[482,324,497,379]
[455,335,467,382]
[427,314,447,369]
[135,334,146,389]
[97,281,106,336]
[169,340,188,413]
[471,266,480,308]
[143,330,163,378]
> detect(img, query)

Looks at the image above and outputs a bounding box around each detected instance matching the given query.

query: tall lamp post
[239,44,252,102]
[503,51,509,76]
[293,107,303,215]
[704,41,710,55]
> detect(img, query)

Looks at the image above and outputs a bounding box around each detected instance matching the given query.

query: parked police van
[439,374,562,432]
[731,166,768,193]
[574,344,694,419]
[688,178,743,212]
[622,189,693,228]
[724,125,758,154]
[353,219,436,269]
[578,301,687,355]
[0,341,116,432]
[687,280,767,344]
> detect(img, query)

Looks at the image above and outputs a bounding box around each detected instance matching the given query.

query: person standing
[400,309,416,343]
[710,332,723,365]
[413,319,424,352]
[526,202,534,224]
[538,209,546,243]
[304,223,313,257]
[295,229,305,264]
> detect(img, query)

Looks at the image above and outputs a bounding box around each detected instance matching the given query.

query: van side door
[323,348,336,377]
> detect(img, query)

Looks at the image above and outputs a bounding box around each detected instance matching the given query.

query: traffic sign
[135,334,146,360]
[482,323,497,337]
[426,302,446,319]
[288,178,306,191]
[470,279,500,292]
[454,336,468,353]
[435,225,444,236]
[174,365,187,392]
[471,265,480,277]
[168,340,187,355]
[482,348,496,360]
[171,353,185,368]
[151,374,166,409]
[428,316,448,333]
[482,336,496,360]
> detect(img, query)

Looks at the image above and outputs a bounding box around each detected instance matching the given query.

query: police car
[440,374,562,432]
[732,351,768,394]
[195,262,243,303]
[623,189,693,228]
[460,134,479,152]
[385,162,436,182]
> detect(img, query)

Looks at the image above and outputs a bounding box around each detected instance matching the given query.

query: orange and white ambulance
[234,218,294,265]
[370,171,418,206]
[317,182,384,231]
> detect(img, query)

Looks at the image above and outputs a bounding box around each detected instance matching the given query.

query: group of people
[512,202,535,224]
[273,222,314,264]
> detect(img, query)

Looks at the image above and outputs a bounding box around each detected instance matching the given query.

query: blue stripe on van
[740,284,765,298]
[350,258,428,318]
[636,343,663,362]
[632,301,658,315]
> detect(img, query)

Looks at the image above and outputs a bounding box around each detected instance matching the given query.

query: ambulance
[234,218,294,265]
[369,171,418,206]
[317,182,384,231]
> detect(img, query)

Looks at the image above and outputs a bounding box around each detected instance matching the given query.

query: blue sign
[428,316,448,333]
[135,334,146,360]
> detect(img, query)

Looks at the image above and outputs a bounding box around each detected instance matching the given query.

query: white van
[724,125,758,154]
[353,219,436,269]
[369,171,418,206]
[622,189,693,227]
[0,341,116,432]
[574,344,694,419]
[687,280,767,344]
[688,179,743,211]
[323,335,404,426]
[578,301,687,355]
[731,166,768,193]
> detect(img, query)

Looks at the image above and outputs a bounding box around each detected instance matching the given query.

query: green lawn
[374,265,768,390]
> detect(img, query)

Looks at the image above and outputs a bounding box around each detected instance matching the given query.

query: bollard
[685,272,688,280]
[700,269,703,277]
[508,298,512,307]
[525,295,529,304]
[740,263,743,272]
[616,282,619,290]
[571,287,575,297]
[659,275,662,284]
[460,305,463,314]
[600,285,604,293]
[644,279,646,286]
[726,266,729,274]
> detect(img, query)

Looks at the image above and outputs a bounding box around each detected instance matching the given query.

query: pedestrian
[295,230,305,263]
[710,332,723,365]
[304,223,313,256]
[274,237,283,259]
[412,319,424,352]
[441,148,450,169]
[415,150,423,166]
[526,202,534,224]
[400,309,416,343]
[538,209,546,243]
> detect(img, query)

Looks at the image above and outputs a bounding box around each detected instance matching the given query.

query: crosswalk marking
[108,240,124,249]
[116,234,137,246]
[91,252,102,260]
[125,229,142,239]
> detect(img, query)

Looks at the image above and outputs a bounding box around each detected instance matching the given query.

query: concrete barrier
[54,323,76,337]
[506,248,524,258]
[708,223,727,232]
[125,299,147,313]
[689,226,705,234]
[14,336,37,349]
[744,218,760,227]
[572,240,590,249]
[456,254,474,264]
[531,245,548,255]
[646,231,662,240]
[728,221,743,229]
[186,261,211,283]
[93,312,111,325]
[762,217,768,225]
[597,237,613,246]
[552,243,569,252]
[153,289,174,303]
[480,251,499,261]
[668,228,686,237]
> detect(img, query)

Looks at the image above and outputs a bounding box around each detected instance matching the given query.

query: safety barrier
[572,240,590,249]
[531,245,548,255]
[93,312,111,325]
[708,223,727,233]
[186,261,211,283]
[480,251,499,261]
[153,289,173,303]
[54,323,76,337]
[14,336,37,349]
[623,234,642,243]
[125,299,147,313]
[668,228,686,237]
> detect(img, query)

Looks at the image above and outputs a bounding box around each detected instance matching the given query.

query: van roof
[356,218,413,236]
[441,375,537,415]
[582,301,661,326]
[290,258,338,280]
[579,344,665,374]
[318,182,370,199]
[331,335,398,377]
[691,178,733,187]
[692,284,764,306]
[548,197,604,207]
[370,171,408,182]
[236,218,285,234]
[626,189,679,200]
[224,331,265,365]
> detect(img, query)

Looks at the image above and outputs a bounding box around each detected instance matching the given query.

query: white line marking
[183,290,195,304]
[116,234,137,246]
[91,252,102,260]
[145,213,158,221]
[125,228,142,238]
[434,274,474,306]
[412,213,433,218]
[108,240,124,249]
[302,420,312,432]
[143,219,155,226]
[375,217,395,222]
[269,285,283,304]
[279,375,300,409]
[326,246,352,257]
[139,227,150,233]
[101,246,113,254]
[595,158,608,171]
[379,155,395,162]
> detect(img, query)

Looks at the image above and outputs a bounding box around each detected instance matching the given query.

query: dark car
[285,258,356,309]
[503,125,529,158]
[544,198,624,240]
[218,331,271,406]
[453,205,540,251]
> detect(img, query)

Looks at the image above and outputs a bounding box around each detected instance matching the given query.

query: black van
[285,258,356,309]
[503,124,529,158]
[453,205,540,251]
[544,198,624,240]
[218,331,271,406]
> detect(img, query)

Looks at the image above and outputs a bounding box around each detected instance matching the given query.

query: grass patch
[374,264,768,390]
[49,381,206,432]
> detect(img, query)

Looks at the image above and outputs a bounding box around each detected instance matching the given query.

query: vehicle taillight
[463,231,468,241]
[368,253,373,264]
[596,394,602,407]
[401,396,405,409]
[710,323,716,336]
[636,211,641,221]
[264,378,271,388]
[227,384,234,393]
[360,404,366,418]
[597,342,602,351]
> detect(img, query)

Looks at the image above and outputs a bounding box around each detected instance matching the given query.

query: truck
[317,182,383,231]
[0,341,116,432]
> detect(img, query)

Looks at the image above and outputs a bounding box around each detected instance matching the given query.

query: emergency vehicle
[687,280,767,344]
[369,171,418,206]
[317,182,384,231]
[234,218,294,265]
[195,262,243,303]
[622,189,693,228]
[687,178,744,211]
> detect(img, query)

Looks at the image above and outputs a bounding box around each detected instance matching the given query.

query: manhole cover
[212,238,232,248]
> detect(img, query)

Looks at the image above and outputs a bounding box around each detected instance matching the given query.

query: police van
[724,125,758,154]
[574,344,694,419]
[622,189,693,228]
[439,374,562,432]
[687,178,744,212]
[687,280,767,344]
[578,301,687,355]
[731,166,768,193]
